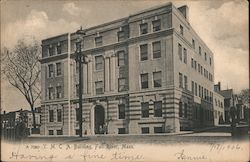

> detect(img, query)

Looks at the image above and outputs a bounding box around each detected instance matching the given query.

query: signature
[175,149,207,161]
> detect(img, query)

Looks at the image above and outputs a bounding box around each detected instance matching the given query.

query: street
[19,125,249,144]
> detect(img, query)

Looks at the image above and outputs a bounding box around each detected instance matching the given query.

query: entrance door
[94,105,105,134]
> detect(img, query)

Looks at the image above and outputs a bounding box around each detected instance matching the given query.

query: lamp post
[75,27,86,137]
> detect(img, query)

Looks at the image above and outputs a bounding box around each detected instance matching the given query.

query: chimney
[218,82,221,91]
[178,5,189,20]
[3,111,6,114]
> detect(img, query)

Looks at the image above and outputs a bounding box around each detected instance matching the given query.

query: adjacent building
[213,91,224,126]
[40,3,216,136]
[1,108,41,135]
[214,82,248,124]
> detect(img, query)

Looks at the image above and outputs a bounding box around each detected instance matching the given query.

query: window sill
[152,57,162,60]
[94,69,104,72]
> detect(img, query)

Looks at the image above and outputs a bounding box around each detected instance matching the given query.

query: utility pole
[75,27,86,137]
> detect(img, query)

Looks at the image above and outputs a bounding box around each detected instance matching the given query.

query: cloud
[2,9,80,48]
[185,1,249,92]
[62,2,81,16]
[1,9,80,111]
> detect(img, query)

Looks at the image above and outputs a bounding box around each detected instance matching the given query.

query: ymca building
[40,3,216,136]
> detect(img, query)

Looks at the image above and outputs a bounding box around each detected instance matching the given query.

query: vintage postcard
[1,0,249,161]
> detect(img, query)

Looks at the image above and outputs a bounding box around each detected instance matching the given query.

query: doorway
[94,105,105,134]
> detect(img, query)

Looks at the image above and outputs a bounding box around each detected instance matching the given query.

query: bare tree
[239,89,249,106]
[1,38,41,129]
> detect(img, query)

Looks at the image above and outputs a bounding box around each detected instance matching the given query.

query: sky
[1,0,249,112]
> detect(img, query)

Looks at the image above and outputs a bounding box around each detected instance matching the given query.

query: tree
[238,89,249,107]
[1,38,41,129]
[238,89,250,123]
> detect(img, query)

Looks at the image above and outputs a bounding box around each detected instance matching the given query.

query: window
[180,25,183,35]
[201,66,203,75]
[141,102,149,118]
[198,64,200,73]
[209,91,212,102]
[140,44,148,61]
[153,41,161,58]
[152,20,161,32]
[199,85,201,97]
[201,87,204,98]
[56,63,62,76]
[153,71,162,88]
[95,55,104,70]
[183,48,187,63]
[154,127,163,133]
[205,52,207,61]
[178,43,182,61]
[75,129,80,135]
[179,102,183,117]
[48,87,54,100]
[76,108,80,121]
[141,73,148,89]
[49,110,54,122]
[182,76,187,90]
[205,89,207,100]
[199,46,201,55]
[118,51,125,66]
[194,60,197,70]
[179,73,183,88]
[192,39,195,49]
[184,103,188,118]
[49,130,54,135]
[48,64,54,78]
[141,127,149,134]
[118,128,126,134]
[75,62,79,73]
[117,31,125,42]
[95,36,103,47]
[154,101,162,117]
[56,86,62,99]
[118,104,125,119]
[76,84,79,97]
[195,83,197,96]
[48,46,54,56]
[209,57,212,65]
[140,23,148,34]
[191,81,194,94]
[191,58,194,68]
[118,78,127,92]
[57,130,63,135]
[95,81,104,95]
[56,44,62,54]
[57,109,62,122]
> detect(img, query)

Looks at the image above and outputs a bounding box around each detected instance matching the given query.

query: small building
[213,92,224,125]
[214,82,243,124]
[1,108,41,135]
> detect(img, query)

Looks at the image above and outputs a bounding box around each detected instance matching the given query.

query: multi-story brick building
[40,3,215,136]
[1,108,41,135]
